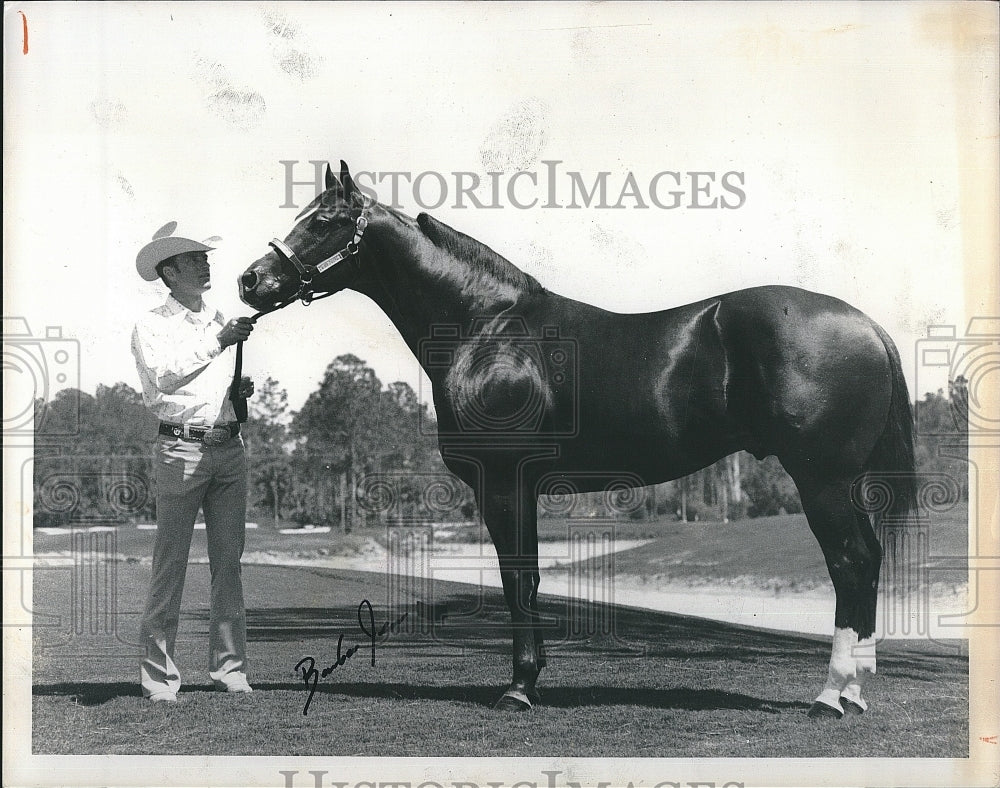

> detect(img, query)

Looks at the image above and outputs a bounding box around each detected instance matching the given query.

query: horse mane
[416,213,543,294]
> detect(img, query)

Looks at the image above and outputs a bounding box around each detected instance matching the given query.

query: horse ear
[340,159,359,198]
[325,163,338,191]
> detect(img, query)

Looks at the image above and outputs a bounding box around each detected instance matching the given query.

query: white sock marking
[814,627,870,711]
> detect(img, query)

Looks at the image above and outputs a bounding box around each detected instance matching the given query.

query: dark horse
[240,162,916,719]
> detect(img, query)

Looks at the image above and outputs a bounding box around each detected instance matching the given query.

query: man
[131,222,255,702]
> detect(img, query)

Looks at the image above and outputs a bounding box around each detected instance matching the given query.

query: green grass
[32,562,968,757]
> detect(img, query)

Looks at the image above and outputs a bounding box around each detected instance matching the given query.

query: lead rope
[228,308,272,424]
[228,295,338,423]
[229,338,248,423]
[230,201,372,423]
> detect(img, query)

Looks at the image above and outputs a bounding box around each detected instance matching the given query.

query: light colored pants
[139,434,248,697]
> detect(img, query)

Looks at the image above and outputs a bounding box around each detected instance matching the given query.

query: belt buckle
[202,427,228,447]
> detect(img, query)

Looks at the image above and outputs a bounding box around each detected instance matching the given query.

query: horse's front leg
[481,487,543,711]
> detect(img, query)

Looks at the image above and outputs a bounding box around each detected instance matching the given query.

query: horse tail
[861,323,918,563]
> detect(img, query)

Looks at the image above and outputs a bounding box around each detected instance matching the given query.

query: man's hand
[218,317,254,348]
[238,376,255,399]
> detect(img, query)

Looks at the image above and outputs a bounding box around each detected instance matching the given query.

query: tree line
[32,358,970,528]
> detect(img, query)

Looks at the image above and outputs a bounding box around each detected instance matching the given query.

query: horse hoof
[494,694,532,712]
[808,701,844,720]
[839,698,865,715]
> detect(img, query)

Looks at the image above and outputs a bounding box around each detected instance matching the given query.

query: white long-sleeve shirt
[131,294,238,425]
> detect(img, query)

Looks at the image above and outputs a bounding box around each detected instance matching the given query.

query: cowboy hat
[136,221,219,281]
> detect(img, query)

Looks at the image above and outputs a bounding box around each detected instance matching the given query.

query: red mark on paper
[981,735,997,744]
[20,11,29,54]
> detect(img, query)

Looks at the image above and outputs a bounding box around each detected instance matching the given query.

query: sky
[4,2,997,421]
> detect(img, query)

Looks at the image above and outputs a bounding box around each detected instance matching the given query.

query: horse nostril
[241,270,258,290]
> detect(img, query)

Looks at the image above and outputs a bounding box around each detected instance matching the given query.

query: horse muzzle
[238,256,292,309]
[237,270,260,308]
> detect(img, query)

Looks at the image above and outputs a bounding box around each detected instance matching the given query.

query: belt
[159,421,240,446]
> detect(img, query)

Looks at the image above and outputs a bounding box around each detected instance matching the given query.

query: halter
[250,205,370,322]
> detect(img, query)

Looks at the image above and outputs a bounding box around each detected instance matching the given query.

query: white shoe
[217,680,253,693]
[147,691,177,703]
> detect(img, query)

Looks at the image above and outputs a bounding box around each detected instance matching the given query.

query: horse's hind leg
[794,473,881,719]
[837,514,882,715]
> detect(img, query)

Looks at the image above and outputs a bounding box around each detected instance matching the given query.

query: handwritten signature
[294,599,408,715]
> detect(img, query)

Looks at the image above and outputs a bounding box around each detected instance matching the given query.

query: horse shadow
[32,588,960,711]
[297,681,810,713]
[30,679,808,713]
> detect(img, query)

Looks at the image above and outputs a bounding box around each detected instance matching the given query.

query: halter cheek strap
[268,238,314,279]
[312,214,368,275]
[266,210,369,309]
[241,205,372,400]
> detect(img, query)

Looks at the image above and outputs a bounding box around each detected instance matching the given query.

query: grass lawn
[547,503,970,592]
[39,502,967,595]
[32,560,968,757]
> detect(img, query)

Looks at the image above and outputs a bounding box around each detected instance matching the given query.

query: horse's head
[239,160,369,312]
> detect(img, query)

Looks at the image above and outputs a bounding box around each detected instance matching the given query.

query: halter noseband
[260,207,370,316]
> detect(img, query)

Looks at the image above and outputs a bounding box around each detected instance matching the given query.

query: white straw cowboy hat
[136,221,220,281]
